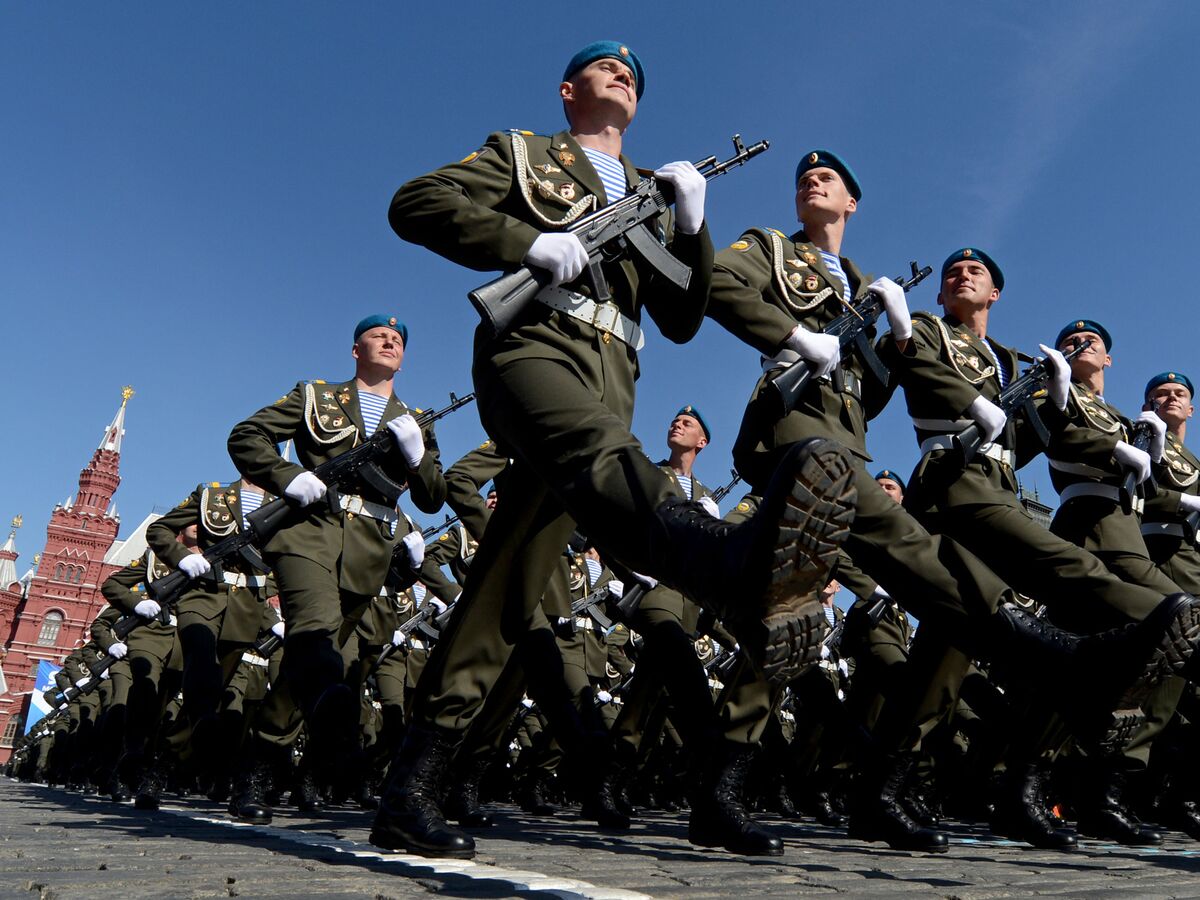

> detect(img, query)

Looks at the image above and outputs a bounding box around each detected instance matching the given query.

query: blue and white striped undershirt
[358,391,390,437]
[584,557,603,588]
[981,339,1009,389]
[824,605,837,628]
[239,489,264,530]
[675,473,694,501]
[580,147,627,204]
[818,250,851,301]
[413,583,427,605]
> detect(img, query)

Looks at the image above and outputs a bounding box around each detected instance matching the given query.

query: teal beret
[675,405,711,441]
[563,41,644,99]
[874,469,907,493]
[354,315,408,346]
[1055,319,1111,352]
[1145,371,1194,399]
[941,247,1004,292]
[795,149,862,201]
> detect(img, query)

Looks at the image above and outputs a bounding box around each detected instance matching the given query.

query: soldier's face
[1147,383,1193,428]
[667,415,707,453]
[561,59,637,125]
[938,261,999,313]
[485,491,498,510]
[1059,331,1110,378]
[820,578,840,604]
[353,327,405,374]
[876,478,904,504]
[795,168,856,224]
[179,524,200,550]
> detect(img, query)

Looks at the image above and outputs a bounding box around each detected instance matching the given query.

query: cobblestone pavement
[5,779,1200,899]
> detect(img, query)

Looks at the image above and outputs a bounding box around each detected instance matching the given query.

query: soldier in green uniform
[145,477,276,779]
[1140,371,1200,838]
[227,314,446,777]
[89,604,133,800]
[374,41,858,860]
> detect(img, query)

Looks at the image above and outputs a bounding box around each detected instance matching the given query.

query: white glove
[1135,410,1167,463]
[632,572,658,590]
[1038,344,1071,411]
[134,598,162,619]
[785,325,841,379]
[607,580,625,599]
[178,554,211,578]
[873,586,891,601]
[428,597,448,615]
[108,642,128,660]
[596,689,614,704]
[837,658,850,677]
[270,621,285,639]
[401,530,425,568]
[655,161,706,235]
[967,395,1007,443]
[524,232,589,287]
[284,471,327,507]
[100,670,111,681]
[387,414,425,468]
[869,277,911,341]
[1179,494,1200,515]
[698,496,721,518]
[1114,440,1152,485]
[521,697,535,709]
[391,628,407,646]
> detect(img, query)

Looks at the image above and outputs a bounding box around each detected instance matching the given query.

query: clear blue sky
[2,2,1197,583]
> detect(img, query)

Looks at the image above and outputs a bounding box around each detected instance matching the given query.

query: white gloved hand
[284,471,327,507]
[391,628,407,646]
[697,496,721,518]
[270,621,285,639]
[1179,494,1200,515]
[632,572,658,590]
[100,670,111,681]
[785,325,841,378]
[837,658,850,677]
[596,689,614,704]
[108,642,128,660]
[524,232,589,287]
[521,697,535,709]
[387,414,425,468]
[1037,344,1071,411]
[873,585,891,601]
[869,277,911,341]
[967,395,1007,443]
[178,554,211,578]
[401,530,425,568]
[428,597,448,615]
[1135,410,1167,463]
[607,580,625,599]
[134,598,162,619]
[1115,440,1152,485]
[655,161,706,235]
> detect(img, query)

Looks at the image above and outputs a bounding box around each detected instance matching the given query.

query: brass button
[346,512,356,520]
[601,332,612,345]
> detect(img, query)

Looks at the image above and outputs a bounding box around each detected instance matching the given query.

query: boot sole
[752,439,857,685]
[369,826,476,859]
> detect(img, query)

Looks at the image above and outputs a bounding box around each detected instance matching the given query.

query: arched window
[54,564,65,581]
[37,611,64,646]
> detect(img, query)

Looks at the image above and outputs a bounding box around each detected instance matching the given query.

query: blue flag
[26,661,62,734]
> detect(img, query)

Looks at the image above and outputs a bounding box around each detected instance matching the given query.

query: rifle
[367,599,453,677]
[569,584,615,631]
[820,610,845,654]
[251,627,284,660]
[422,514,460,540]
[711,469,743,505]
[770,261,932,415]
[1120,401,1161,515]
[468,135,771,338]
[952,340,1092,466]
[148,391,475,606]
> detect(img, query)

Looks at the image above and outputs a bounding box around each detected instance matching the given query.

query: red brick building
[0,389,138,759]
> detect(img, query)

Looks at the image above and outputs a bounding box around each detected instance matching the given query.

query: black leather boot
[370,725,475,859]
[134,761,167,811]
[444,755,494,828]
[228,758,274,824]
[583,745,635,830]
[990,764,1077,850]
[806,788,848,827]
[292,764,323,813]
[688,743,784,856]
[519,770,557,816]
[1076,761,1164,846]
[1159,799,1200,841]
[848,753,949,852]
[654,439,856,685]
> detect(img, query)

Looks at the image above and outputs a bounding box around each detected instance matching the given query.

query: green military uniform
[227,376,446,721]
[390,127,713,732]
[1144,431,1200,592]
[443,439,507,542]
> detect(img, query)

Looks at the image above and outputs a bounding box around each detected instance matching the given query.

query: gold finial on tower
[121,385,135,405]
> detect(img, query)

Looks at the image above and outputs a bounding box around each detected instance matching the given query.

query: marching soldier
[374,42,857,858]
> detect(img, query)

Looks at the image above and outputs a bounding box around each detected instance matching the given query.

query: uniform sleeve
[101,562,150,615]
[707,233,799,355]
[389,132,542,271]
[405,420,447,514]
[881,316,986,420]
[415,556,462,605]
[89,610,121,653]
[228,385,309,499]
[640,221,715,345]
[146,485,203,570]
[445,443,507,540]
[424,529,460,567]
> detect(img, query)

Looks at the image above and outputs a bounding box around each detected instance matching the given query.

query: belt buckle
[591,302,620,341]
[344,495,364,516]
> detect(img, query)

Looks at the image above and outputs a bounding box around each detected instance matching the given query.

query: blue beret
[1055,319,1111,352]
[563,41,644,99]
[941,247,1004,292]
[354,315,408,346]
[795,149,862,201]
[874,469,907,493]
[675,405,711,441]
[1145,371,1194,399]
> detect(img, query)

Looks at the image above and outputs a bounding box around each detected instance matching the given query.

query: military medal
[333,416,344,427]
[788,272,804,289]
[786,258,808,268]
[804,274,820,291]
[803,251,818,265]
[322,391,333,401]
[558,150,575,167]
[537,163,562,174]
[558,182,577,201]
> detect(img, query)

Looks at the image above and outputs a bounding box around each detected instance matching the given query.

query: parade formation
[12,38,1200,880]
